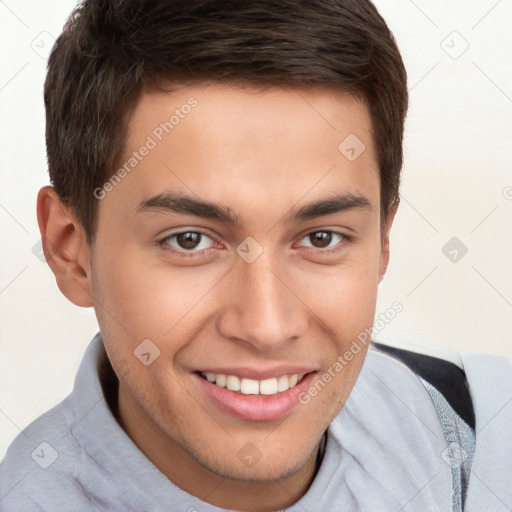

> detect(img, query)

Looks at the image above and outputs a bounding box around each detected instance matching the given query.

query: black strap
[372,342,475,429]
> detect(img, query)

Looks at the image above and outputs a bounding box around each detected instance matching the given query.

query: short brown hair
[44,0,408,243]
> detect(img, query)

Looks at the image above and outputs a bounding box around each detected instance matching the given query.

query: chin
[190,438,314,482]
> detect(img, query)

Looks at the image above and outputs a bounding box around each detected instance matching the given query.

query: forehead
[104,82,379,226]
[128,81,373,155]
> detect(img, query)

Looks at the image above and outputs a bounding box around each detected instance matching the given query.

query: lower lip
[192,371,317,422]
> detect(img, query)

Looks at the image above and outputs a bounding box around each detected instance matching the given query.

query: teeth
[226,375,241,392]
[277,375,290,392]
[201,372,304,396]
[241,378,259,395]
[259,378,277,395]
[216,374,227,387]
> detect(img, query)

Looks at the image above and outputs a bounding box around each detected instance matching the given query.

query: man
[1,0,510,511]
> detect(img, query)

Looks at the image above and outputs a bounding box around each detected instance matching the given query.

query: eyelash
[157,229,352,258]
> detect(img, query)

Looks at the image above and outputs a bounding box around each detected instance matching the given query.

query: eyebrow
[136,190,372,225]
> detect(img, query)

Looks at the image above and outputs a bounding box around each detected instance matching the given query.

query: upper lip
[196,365,317,380]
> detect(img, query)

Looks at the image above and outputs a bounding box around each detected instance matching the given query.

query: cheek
[92,243,219,340]
[294,248,380,326]
[290,252,379,399]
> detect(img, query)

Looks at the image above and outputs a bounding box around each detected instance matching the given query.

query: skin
[37,82,398,511]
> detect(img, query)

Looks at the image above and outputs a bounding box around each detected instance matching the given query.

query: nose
[216,251,309,353]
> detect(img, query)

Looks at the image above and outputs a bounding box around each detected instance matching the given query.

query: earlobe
[36,186,94,307]
[378,198,399,283]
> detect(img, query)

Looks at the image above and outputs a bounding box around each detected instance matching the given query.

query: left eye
[297,231,344,249]
[161,231,215,252]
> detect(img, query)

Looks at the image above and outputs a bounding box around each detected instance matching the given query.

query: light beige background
[1,0,511,460]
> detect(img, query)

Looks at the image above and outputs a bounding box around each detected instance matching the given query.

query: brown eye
[176,232,202,249]
[296,230,349,254]
[309,231,333,248]
[302,231,342,249]
[160,231,215,254]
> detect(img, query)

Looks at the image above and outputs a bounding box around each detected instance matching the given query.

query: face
[88,82,391,484]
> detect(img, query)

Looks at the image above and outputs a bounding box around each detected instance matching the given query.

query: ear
[378,198,399,283]
[36,186,94,307]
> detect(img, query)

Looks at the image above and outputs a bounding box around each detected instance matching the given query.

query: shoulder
[371,342,477,428]
[0,391,99,511]
[338,342,512,510]
[457,351,512,437]
[460,351,512,381]
[370,343,512,427]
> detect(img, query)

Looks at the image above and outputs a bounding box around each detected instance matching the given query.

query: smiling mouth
[197,371,309,396]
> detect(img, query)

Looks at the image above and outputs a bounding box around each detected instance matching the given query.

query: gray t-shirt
[1,333,509,511]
